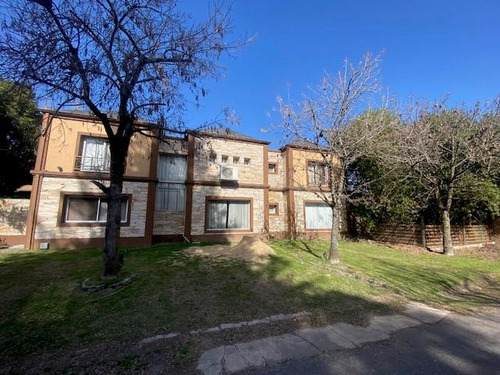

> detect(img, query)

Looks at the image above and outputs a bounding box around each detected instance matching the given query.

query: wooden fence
[371,223,493,250]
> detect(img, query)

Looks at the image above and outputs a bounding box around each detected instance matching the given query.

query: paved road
[243,310,500,375]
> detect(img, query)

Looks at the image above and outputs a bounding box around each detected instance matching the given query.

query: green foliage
[0,80,39,196]
[348,156,421,234]
[452,175,500,223]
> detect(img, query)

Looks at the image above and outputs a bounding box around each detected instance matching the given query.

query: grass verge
[0,240,498,360]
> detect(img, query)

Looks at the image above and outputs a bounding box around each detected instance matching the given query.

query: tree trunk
[102,137,129,278]
[441,209,454,256]
[328,203,340,264]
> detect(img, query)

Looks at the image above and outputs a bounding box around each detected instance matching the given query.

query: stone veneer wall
[268,191,288,234]
[158,137,188,155]
[193,138,264,184]
[293,191,348,235]
[35,177,148,239]
[191,185,265,236]
[153,211,184,235]
[0,199,29,236]
[268,151,287,189]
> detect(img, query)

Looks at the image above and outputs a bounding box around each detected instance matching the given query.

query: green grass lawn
[0,240,498,359]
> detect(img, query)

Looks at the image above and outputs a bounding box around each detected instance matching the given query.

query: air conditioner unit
[220,165,238,181]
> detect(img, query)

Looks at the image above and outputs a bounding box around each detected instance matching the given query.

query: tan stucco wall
[193,138,265,184]
[291,149,330,188]
[43,117,153,177]
[34,177,149,239]
[191,185,265,236]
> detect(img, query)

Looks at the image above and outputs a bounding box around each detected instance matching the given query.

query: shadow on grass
[286,240,324,259]
[0,242,390,359]
[355,257,500,308]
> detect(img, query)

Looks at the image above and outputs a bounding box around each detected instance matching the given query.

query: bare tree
[276,53,394,263]
[0,0,239,277]
[395,100,500,255]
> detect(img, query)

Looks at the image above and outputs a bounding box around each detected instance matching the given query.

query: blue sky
[182,0,500,148]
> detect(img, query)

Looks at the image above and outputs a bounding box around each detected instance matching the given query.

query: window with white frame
[63,196,128,223]
[156,155,187,211]
[307,161,330,187]
[77,136,111,172]
[269,204,278,215]
[207,199,250,230]
[305,202,332,229]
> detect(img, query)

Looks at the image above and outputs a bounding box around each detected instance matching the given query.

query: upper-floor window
[308,161,330,187]
[244,157,251,165]
[233,156,240,164]
[76,136,111,172]
[156,155,187,211]
[221,155,229,163]
[268,163,277,174]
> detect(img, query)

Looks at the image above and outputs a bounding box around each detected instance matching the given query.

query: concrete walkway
[196,303,497,374]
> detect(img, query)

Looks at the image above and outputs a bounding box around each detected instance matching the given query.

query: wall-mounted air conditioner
[220,165,238,181]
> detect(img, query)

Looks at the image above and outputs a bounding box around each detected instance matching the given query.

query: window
[77,136,111,172]
[207,199,251,230]
[233,156,240,164]
[305,202,332,229]
[269,204,278,215]
[308,161,330,187]
[209,152,217,162]
[63,196,128,224]
[221,155,229,163]
[156,155,187,211]
[268,163,277,174]
[244,158,251,165]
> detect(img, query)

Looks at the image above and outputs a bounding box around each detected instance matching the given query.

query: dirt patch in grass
[185,236,275,261]
[454,244,500,260]
[365,240,500,261]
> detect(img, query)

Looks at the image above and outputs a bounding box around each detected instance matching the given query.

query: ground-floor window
[63,196,129,224]
[305,202,332,229]
[207,199,251,230]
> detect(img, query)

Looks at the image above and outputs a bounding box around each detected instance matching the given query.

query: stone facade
[35,178,148,239]
[27,110,344,249]
[153,211,184,236]
[193,137,265,184]
[0,199,29,236]
[268,191,287,235]
[159,137,188,155]
[268,151,287,189]
[191,185,265,236]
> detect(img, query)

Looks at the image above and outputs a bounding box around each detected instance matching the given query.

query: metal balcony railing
[74,155,110,172]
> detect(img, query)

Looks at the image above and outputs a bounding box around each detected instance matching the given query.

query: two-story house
[23,110,343,250]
